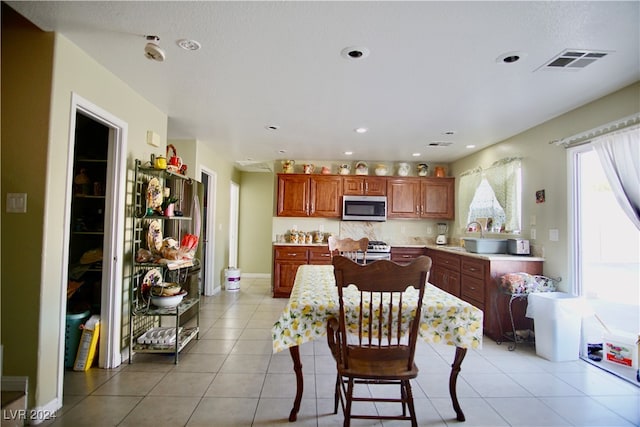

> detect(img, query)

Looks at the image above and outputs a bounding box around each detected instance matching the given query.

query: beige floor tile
[239,327,274,340]
[118,396,200,426]
[149,371,215,396]
[205,372,264,397]
[47,396,142,427]
[253,398,317,426]
[91,371,165,396]
[231,339,274,355]
[186,397,258,426]
[170,353,227,372]
[220,354,271,373]
[62,369,119,395]
[261,373,316,398]
[200,326,245,340]
[186,338,236,354]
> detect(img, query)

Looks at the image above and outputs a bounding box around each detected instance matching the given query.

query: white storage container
[603,330,639,368]
[224,267,241,291]
[526,292,584,361]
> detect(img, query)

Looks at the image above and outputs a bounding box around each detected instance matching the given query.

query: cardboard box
[73,315,100,371]
[603,330,639,368]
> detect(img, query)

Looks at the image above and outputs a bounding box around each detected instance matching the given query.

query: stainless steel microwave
[342,195,387,221]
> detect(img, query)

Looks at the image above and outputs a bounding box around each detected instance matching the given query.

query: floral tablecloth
[272,265,483,353]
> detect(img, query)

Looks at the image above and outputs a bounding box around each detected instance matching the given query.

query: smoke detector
[144,35,165,62]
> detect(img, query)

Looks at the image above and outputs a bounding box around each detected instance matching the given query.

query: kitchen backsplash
[272,217,447,245]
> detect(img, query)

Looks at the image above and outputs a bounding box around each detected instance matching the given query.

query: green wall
[238,171,275,274]
[1,4,54,407]
[451,81,640,290]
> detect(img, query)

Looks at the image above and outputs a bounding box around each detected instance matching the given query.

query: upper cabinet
[421,178,454,219]
[386,178,421,218]
[277,174,343,217]
[342,176,387,196]
[276,173,454,220]
[387,177,454,219]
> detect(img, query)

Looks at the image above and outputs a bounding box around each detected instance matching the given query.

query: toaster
[507,239,530,255]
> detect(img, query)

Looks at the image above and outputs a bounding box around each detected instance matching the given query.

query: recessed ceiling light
[278,149,287,154]
[442,130,456,135]
[341,46,370,60]
[265,125,280,131]
[177,39,201,51]
[496,51,528,64]
[344,151,353,156]
[466,145,476,149]
[354,127,368,134]
[412,153,421,157]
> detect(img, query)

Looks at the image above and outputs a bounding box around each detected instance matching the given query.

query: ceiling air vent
[538,49,611,71]
[428,141,453,147]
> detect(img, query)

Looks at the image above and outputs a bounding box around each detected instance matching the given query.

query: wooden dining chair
[327,255,432,427]
[328,236,369,264]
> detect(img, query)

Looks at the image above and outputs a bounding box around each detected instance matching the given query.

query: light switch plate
[146,130,160,147]
[530,228,536,240]
[6,193,27,213]
[549,229,559,241]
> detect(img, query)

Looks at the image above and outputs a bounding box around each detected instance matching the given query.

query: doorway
[229,182,240,269]
[201,167,218,295]
[60,94,127,397]
[571,146,639,384]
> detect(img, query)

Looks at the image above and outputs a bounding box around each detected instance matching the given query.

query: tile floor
[44,277,638,426]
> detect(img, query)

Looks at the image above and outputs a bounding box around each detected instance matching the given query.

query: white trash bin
[224,267,241,291]
[526,292,584,361]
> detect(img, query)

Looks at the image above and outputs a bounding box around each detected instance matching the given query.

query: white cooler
[526,292,584,361]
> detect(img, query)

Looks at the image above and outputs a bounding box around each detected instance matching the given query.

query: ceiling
[8,1,640,171]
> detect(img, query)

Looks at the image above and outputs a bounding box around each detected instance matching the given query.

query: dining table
[271,264,483,422]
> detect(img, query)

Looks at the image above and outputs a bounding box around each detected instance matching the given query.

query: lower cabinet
[426,248,543,342]
[390,247,426,264]
[273,245,330,297]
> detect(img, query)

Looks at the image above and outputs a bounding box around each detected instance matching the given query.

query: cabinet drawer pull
[402,255,411,258]
[288,253,298,256]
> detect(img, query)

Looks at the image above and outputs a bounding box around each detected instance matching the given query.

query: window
[459,157,522,233]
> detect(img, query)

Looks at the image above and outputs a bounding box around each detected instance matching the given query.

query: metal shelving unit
[129,159,200,364]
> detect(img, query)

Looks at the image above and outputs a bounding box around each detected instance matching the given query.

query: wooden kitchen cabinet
[430,251,461,297]
[387,177,455,219]
[342,176,387,196]
[390,247,427,264]
[277,174,342,218]
[421,178,454,219]
[387,178,421,218]
[308,246,333,265]
[273,246,308,297]
[425,248,543,342]
[273,245,331,297]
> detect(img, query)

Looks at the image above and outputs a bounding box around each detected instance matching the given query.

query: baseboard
[240,273,271,279]
[24,397,60,425]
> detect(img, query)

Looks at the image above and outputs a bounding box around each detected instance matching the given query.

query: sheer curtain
[458,158,521,233]
[592,124,640,230]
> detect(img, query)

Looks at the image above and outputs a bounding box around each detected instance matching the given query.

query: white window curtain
[592,124,640,230]
[458,158,521,232]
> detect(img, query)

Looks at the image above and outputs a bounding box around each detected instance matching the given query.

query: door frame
[59,93,127,392]
[229,181,240,268]
[201,166,218,295]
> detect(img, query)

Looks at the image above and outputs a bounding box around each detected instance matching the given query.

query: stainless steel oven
[356,240,391,263]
